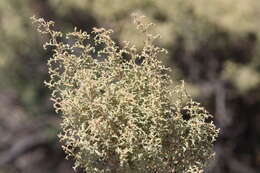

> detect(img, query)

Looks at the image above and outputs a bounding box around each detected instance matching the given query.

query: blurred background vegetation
[0,0,260,173]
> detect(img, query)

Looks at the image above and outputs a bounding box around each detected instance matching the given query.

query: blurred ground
[0,0,260,173]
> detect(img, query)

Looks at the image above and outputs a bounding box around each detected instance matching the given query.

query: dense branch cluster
[32,15,219,173]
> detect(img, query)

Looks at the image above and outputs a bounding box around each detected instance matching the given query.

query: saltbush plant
[32,15,219,173]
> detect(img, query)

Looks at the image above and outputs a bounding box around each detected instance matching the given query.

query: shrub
[32,15,219,173]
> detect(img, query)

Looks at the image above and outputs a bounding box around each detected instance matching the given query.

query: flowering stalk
[32,15,219,173]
